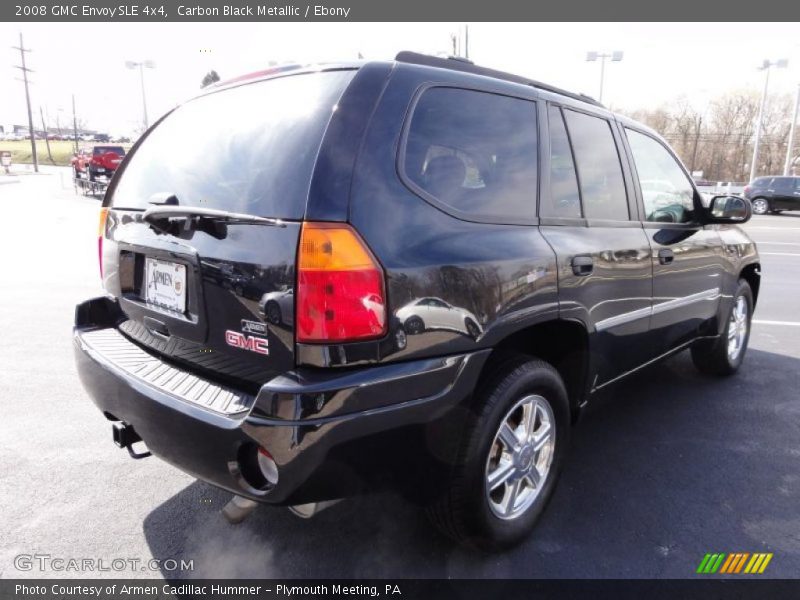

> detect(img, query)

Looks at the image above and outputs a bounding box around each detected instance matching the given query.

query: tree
[201,70,221,88]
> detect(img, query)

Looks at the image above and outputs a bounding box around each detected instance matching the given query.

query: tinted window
[752,177,772,188]
[626,129,696,223]
[773,177,794,192]
[112,70,355,218]
[563,110,628,221]
[403,87,538,221]
[545,105,581,218]
[94,146,125,155]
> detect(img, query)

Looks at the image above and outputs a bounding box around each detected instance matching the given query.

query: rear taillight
[296,222,386,343]
[744,185,751,195]
[98,207,108,279]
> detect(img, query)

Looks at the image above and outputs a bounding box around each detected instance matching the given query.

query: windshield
[111,69,356,218]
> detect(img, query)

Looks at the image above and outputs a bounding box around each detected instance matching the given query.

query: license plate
[145,257,187,313]
[96,167,105,172]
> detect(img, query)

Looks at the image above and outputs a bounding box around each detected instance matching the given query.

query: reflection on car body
[396,296,483,338]
[260,287,294,326]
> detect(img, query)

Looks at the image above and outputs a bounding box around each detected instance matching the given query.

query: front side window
[626,129,696,223]
[403,87,538,222]
[563,110,629,221]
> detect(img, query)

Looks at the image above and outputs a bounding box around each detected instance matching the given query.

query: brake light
[296,222,386,343]
[98,207,108,279]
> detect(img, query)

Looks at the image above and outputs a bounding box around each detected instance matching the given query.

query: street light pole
[750,58,788,183]
[586,51,623,104]
[784,83,800,176]
[126,60,155,131]
[138,63,149,129]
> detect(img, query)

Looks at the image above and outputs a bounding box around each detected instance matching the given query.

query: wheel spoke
[522,399,538,438]
[532,422,552,451]
[498,422,520,451]
[487,459,515,492]
[502,479,523,516]
[526,465,542,488]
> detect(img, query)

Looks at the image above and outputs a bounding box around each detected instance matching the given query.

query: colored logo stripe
[697,552,773,574]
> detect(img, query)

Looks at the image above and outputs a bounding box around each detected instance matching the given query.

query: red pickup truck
[71,146,126,181]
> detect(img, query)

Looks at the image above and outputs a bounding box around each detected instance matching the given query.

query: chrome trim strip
[651,288,720,316]
[595,306,652,332]
[595,287,719,332]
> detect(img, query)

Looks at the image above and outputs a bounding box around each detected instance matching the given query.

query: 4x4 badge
[241,319,267,335]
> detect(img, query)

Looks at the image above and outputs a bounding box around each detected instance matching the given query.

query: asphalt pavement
[1,167,798,579]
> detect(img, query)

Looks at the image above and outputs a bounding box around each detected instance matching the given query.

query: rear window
[402,87,538,223]
[94,146,125,155]
[111,70,356,218]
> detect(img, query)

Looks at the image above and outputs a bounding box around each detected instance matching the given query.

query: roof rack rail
[394,51,603,108]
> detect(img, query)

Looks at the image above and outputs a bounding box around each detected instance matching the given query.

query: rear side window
[563,110,628,221]
[111,70,356,218]
[402,87,538,222]
[544,105,581,218]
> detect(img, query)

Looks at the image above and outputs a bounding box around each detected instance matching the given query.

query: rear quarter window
[111,70,356,218]
[401,87,538,223]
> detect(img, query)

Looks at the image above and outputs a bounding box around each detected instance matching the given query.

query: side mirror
[707,195,751,224]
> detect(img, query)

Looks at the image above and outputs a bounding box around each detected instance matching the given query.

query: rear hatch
[100,69,357,388]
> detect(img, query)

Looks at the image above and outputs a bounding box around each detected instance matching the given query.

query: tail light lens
[98,207,108,279]
[744,185,751,195]
[297,222,386,343]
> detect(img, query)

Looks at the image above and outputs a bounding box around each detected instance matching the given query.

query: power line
[12,32,38,173]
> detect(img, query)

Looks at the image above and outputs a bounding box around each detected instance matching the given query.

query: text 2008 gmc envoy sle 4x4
[74,52,760,550]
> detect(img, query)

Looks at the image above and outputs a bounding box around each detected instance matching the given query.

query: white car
[396,297,482,338]
[259,288,294,326]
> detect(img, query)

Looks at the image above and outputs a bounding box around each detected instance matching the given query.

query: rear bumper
[74,296,489,505]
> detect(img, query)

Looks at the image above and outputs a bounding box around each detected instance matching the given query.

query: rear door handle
[571,255,594,276]
[658,249,675,265]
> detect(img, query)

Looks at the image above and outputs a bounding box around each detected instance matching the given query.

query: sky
[1,22,799,136]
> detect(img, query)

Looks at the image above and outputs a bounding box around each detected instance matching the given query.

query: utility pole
[464,25,469,60]
[784,83,800,176]
[39,106,54,164]
[13,33,38,173]
[72,94,79,153]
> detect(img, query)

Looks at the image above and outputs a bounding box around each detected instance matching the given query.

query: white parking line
[754,241,800,246]
[753,320,800,327]
[760,252,800,257]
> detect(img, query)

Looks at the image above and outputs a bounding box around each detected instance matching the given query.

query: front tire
[751,198,769,215]
[691,279,753,375]
[426,357,570,550]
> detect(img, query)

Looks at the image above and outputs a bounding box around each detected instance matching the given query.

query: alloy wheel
[485,394,555,520]
[727,295,749,361]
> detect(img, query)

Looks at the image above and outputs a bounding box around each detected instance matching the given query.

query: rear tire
[265,301,281,325]
[426,356,570,551]
[691,279,753,376]
[751,198,769,215]
[404,316,425,335]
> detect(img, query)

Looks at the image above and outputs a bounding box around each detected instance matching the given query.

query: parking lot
[0,167,798,579]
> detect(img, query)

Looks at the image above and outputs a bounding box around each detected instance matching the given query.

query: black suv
[74,52,760,550]
[744,176,800,215]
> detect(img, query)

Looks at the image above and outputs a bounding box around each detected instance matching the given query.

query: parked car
[74,52,760,550]
[744,176,800,214]
[259,288,294,326]
[71,145,126,180]
[396,296,482,338]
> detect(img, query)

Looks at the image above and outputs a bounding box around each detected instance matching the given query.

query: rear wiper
[143,205,286,232]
